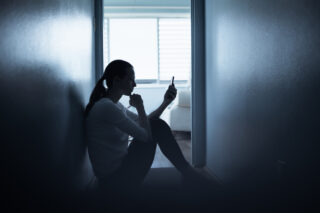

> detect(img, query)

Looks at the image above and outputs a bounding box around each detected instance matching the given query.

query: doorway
[96,0,205,168]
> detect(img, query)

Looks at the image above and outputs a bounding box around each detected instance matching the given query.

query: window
[103,0,191,83]
[159,18,191,81]
[106,19,158,80]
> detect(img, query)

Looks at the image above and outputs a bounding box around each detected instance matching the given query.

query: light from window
[159,18,191,81]
[108,19,158,80]
[103,3,191,83]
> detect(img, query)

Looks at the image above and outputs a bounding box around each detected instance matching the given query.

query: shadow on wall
[0,64,93,208]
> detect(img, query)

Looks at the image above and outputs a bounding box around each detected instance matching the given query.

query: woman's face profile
[119,68,136,96]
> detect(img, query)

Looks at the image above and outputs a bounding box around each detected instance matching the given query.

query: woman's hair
[84,60,133,117]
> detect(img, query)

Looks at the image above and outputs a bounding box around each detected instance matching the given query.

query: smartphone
[171,76,175,85]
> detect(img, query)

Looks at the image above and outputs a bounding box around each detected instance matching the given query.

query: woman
[85,60,201,196]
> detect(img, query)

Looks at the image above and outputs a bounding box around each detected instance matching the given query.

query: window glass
[109,19,158,80]
[159,18,191,81]
[103,0,191,83]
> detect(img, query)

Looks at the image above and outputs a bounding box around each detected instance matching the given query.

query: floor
[151,131,191,168]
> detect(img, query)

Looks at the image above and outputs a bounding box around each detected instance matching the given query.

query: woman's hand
[129,94,144,109]
[163,84,177,105]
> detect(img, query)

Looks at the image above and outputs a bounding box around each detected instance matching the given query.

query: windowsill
[136,83,190,89]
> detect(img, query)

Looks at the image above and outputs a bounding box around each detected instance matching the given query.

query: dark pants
[98,118,190,195]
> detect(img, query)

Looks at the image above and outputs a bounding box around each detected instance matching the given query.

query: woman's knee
[149,118,169,129]
[149,118,172,138]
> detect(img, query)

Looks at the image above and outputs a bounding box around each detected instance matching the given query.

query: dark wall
[0,0,95,209]
[205,0,320,192]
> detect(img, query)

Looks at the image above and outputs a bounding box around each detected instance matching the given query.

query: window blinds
[103,0,191,82]
[159,18,191,81]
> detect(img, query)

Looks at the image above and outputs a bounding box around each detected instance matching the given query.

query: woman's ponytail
[84,77,106,117]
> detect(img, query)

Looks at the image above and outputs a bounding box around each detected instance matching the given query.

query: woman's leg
[99,118,191,193]
[99,138,157,193]
[149,118,215,189]
[149,118,191,174]
[96,140,156,210]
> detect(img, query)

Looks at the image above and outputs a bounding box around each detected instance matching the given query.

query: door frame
[94,0,207,167]
[94,0,104,81]
[191,0,206,167]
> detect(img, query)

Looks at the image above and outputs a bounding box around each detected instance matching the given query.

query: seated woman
[85,60,202,196]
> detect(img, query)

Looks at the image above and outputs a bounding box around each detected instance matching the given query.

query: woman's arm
[136,104,152,141]
[148,83,177,119]
[148,101,169,120]
[130,94,152,142]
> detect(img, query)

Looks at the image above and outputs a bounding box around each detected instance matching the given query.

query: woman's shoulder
[93,98,122,113]
[94,98,114,109]
[88,98,126,121]
[96,97,112,105]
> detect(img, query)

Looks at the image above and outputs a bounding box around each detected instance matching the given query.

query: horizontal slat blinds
[103,0,191,82]
[159,18,191,81]
[104,0,190,16]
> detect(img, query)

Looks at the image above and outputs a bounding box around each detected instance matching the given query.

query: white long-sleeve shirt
[85,98,148,179]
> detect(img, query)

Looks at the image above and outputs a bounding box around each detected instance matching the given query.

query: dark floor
[84,167,225,213]
[14,132,313,213]
[79,130,225,213]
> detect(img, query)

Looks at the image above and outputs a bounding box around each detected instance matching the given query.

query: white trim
[136,83,189,89]
[104,13,190,18]
[104,6,190,9]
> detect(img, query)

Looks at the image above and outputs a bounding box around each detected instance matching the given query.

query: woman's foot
[182,166,210,184]
[181,166,223,193]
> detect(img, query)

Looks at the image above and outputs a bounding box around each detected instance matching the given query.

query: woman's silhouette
[85,60,202,196]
